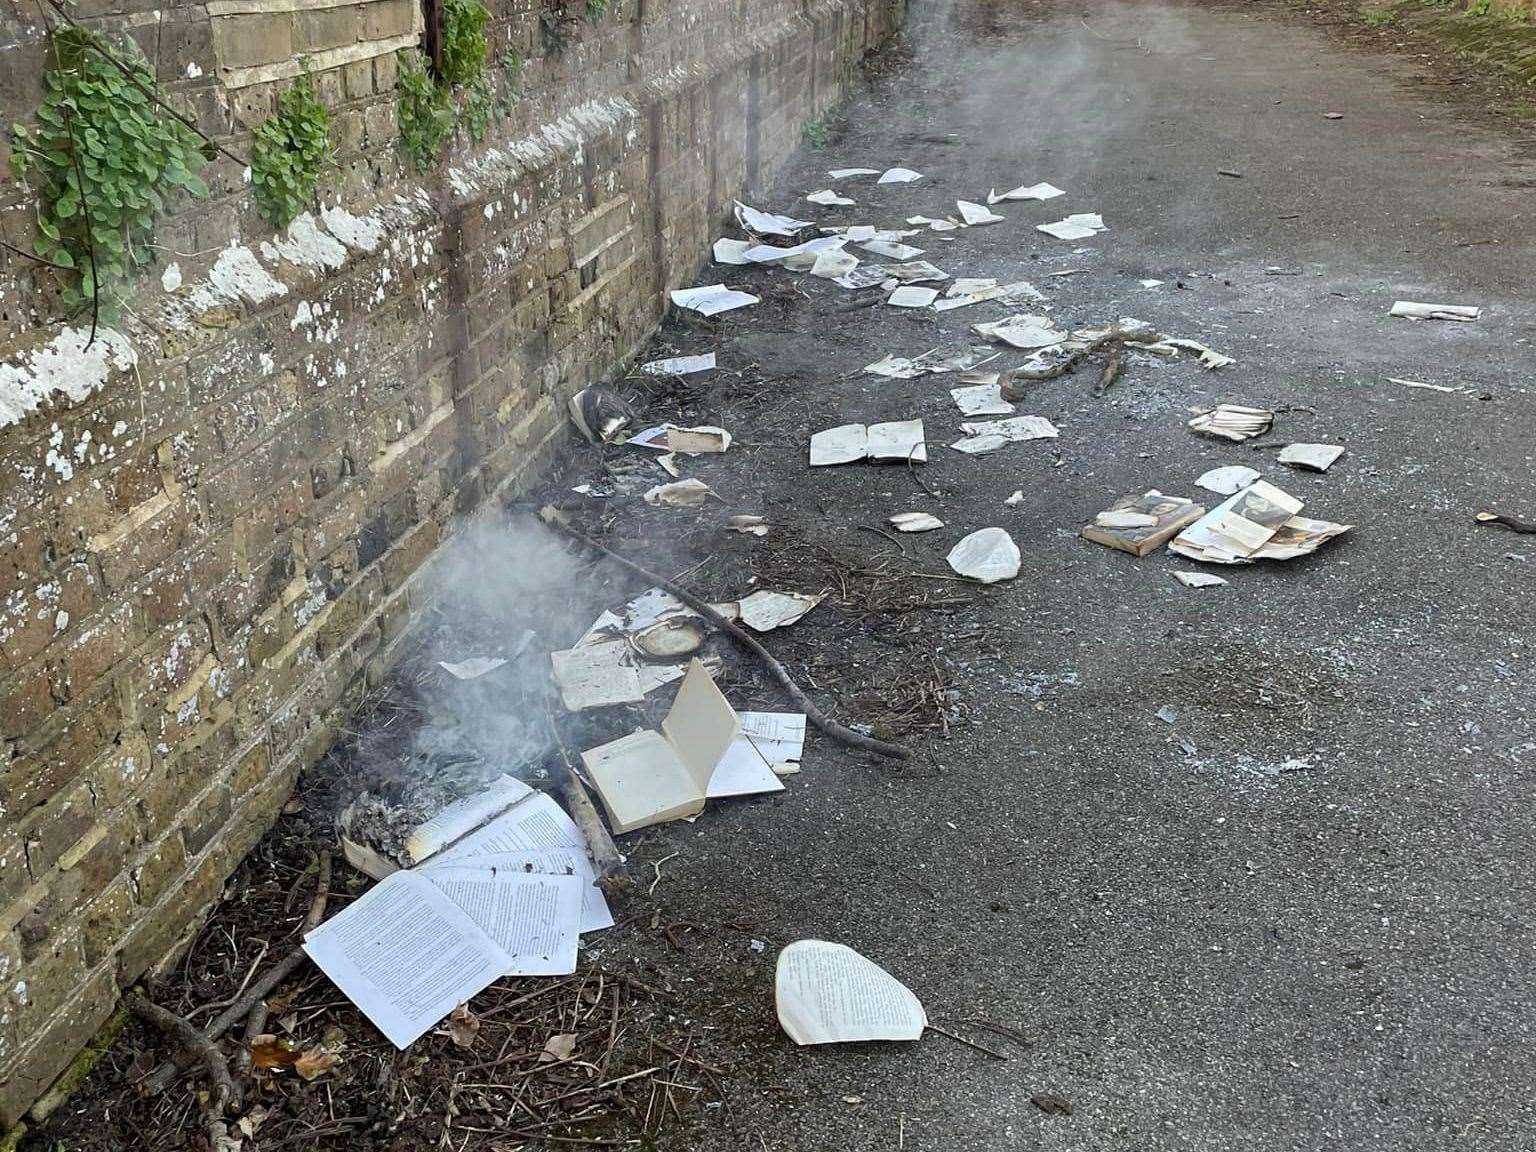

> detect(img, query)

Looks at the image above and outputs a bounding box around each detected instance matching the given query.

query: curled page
[775,939,927,1045]
[302,871,510,1049]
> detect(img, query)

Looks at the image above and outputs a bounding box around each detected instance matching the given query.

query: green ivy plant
[250,70,332,227]
[396,48,453,172]
[440,0,490,87]
[586,0,609,20]
[7,26,209,317]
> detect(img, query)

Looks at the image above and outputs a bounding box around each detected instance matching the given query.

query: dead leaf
[294,1046,342,1081]
[236,1106,270,1138]
[540,1032,577,1063]
[282,798,305,815]
[277,1012,299,1034]
[1031,1092,1073,1116]
[248,1036,299,1070]
[448,1004,481,1050]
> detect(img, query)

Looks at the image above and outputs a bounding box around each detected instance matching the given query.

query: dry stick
[127,993,241,1125]
[548,718,626,879]
[1476,511,1536,534]
[540,507,911,761]
[233,1001,269,1083]
[142,853,332,1096]
[924,1021,1009,1061]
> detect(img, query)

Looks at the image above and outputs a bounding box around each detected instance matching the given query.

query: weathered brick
[19,780,97,879]
[132,834,186,909]
[0,963,116,1128]
[80,877,136,967]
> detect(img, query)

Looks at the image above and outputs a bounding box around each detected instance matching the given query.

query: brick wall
[0,0,903,1125]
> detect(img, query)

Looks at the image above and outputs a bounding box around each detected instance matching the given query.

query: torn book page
[811,249,861,280]
[1157,337,1234,369]
[712,238,752,265]
[1278,443,1344,472]
[806,189,856,206]
[1195,465,1261,496]
[1174,571,1229,588]
[907,214,962,232]
[1038,213,1107,241]
[424,870,583,977]
[550,640,644,711]
[950,383,1015,416]
[828,167,880,179]
[834,265,891,290]
[957,415,1058,443]
[302,871,511,1049]
[775,940,927,1046]
[664,426,731,454]
[1390,300,1480,322]
[864,355,930,380]
[1168,480,1306,564]
[888,286,940,308]
[878,167,924,184]
[734,200,812,237]
[989,182,1065,204]
[1080,491,1205,557]
[644,478,716,506]
[670,284,759,316]
[403,774,535,868]
[436,657,508,681]
[947,527,1021,583]
[879,260,949,284]
[641,353,717,376]
[809,423,868,465]
[956,200,1004,226]
[743,235,849,271]
[738,590,823,632]
[973,314,1065,350]
[425,848,613,935]
[889,511,944,532]
[1188,404,1273,442]
[860,239,925,262]
[709,711,804,798]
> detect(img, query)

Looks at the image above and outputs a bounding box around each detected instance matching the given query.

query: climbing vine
[7,25,209,317]
[586,0,609,19]
[250,70,333,227]
[396,47,454,172]
[440,0,490,87]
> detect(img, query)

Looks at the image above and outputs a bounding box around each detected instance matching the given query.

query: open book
[580,659,739,832]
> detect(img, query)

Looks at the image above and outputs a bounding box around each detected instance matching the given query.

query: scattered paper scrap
[671,284,759,317]
[1159,337,1235,370]
[775,940,926,1045]
[738,590,823,632]
[829,167,880,179]
[950,383,1015,417]
[644,478,716,506]
[807,189,856,207]
[1390,300,1480,323]
[734,200,812,237]
[1140,279,1164,289]
[889,511,944,532]
[710,712,804,798]
[1005,490,1024,506]
[641,353,716,376]
[1038,213,1107,241]
[951,415,1058,455]
[880,260,949,284]
[1195,465,1261,496]
[713,238,752,265]
[1278,443,1344,472]
[551,640,644,710]
[973,313,1065,350]
[907,214,961,232]
[727,514,770,537]
[664,426,731,454]
[947,527,1021,583]
[989,182,1065,203]
[810,420,926,465]
[889,285,940,308]
[878,167,924,184]
[860,239,925,262]
[1188,404,1273,442]
[810,248,862,280]
[957,200,1004,226]
[1174,570,1229,588]
[437,657,508,681]
[1080,491,1205,557]
[580,660,738,833]
[934,280,1044,312]
[743,236,848,270]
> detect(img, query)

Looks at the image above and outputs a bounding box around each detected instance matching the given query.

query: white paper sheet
[641,353,716,376]
[829,167,880,179]
[708,711,800,799]
[956,200,1004,226]
[809,423,869,465]
[860,239,925,261]
[947,527,1021,583]
[949,383,1015,416]
[878,167,924,184]
[670,284,759,317]
[436,657,508,681]
[734,200,812,236]
[988,181,1065,203]
[743,236,847,270]
[1038,213,1107,241]
[713,238,752,265]
[868,419,927,463]
[427,848,614,933]
[806,189,855,206]
[550,640,644,710]
[303,871,510,1049]
[888,285,939,308]
[1390,300,1480,322]
[405,774,533,865]
[425,869,583,976]
[775,939,927,1045]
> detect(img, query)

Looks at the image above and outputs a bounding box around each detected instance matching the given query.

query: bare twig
[925,1021,1008,1060]
[540,506,912,761]
[127,993,241,1133]
[233,1000,268,1083]
[548,718,626,879]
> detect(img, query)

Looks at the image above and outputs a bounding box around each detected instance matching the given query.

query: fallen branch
[127,993,240,1135]
[540,506,911,761]
[1476,510,1536,534]
[1002,322,1165,398]
[548,717,627,881]
[141,853,332,1096]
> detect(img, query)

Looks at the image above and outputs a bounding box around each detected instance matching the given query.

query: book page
[424,869,583,976]
[581,729,704,832]
[424,846,613,933]
[739,712,806,759]
[302,871,510,1049]
[774,939,927,1045]
[708,733,787,799]
[550,641,644,710]
[404,774,533,865]
[659,659,740,794]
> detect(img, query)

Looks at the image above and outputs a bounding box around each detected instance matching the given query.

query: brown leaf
[294,1047,342,1081]
[448,1004,480,1050]
[539,1032,577,1063]
[1031,1092,1073,1116]
[248,1036,300,1070]
[236,1105,270,1138]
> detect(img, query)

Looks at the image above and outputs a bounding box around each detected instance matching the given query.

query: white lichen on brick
[0,326,136,431]
[161,262,183,292]
[321,204,386,252]
[187,242,289,311]
[262,212,348,272]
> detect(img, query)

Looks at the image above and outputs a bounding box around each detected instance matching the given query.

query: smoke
[351,513,619,806]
